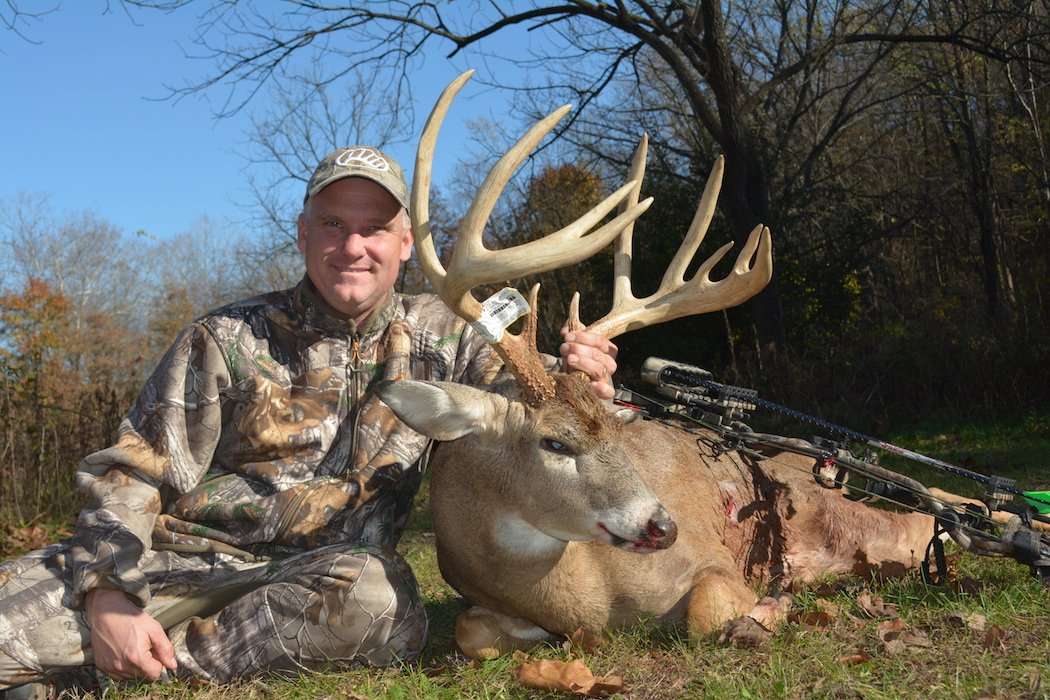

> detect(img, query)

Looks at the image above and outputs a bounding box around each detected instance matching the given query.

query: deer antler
[567,136,773,340]
[411,70,654,403]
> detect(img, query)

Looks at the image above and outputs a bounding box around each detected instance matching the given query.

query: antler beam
[411,70,654,403]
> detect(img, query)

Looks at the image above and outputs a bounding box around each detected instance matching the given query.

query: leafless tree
[112,0,1050,358]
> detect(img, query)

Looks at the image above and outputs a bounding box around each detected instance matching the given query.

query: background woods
[1,0,1049,538]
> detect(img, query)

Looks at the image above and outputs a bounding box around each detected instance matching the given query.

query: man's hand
[559,329,618,400]
[85,589,177,681]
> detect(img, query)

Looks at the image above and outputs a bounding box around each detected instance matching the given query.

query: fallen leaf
[588,676,627,697]
[982,625,1008,651]
[719,615,772,647]
[946,611,986,632]
[874,618,904,640]
[566,627,603,653]
[845,612,867,628]
[789,610,835,628]
[856,590,899,619]
[814,598,841,619]
[882,638,906,655]
[836,652,872,665]
[790,597,842,628]
[900,628,931,648]
[876,618,931,654]
[516,658,624,697]
[3,525,52,553]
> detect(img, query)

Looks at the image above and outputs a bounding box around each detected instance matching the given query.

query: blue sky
[0,3,532,240]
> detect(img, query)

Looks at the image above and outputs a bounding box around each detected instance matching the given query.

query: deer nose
[645,509,678,548]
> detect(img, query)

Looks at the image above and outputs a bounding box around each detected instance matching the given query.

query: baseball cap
[304,146,409,210]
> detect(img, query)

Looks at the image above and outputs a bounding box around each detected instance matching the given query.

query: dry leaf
[516,658,625,697]
[3,524,55,553]
[845,612,867,628]
[719,615,772,647]
[790,597,841,629]
[882,638,906,655]
[946,611,987,632]
[836,652,872,665]
[900,628,931,648]
[876,618,931,654]
[790,610,835,628]
[814,598,841,619]
[857,590,899,619]
[566,627,603,653]
[982,625,1008,651]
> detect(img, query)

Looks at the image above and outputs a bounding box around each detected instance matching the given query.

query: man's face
[297,177,413,324]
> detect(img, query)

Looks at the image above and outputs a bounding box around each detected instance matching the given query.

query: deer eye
[540,438,573,455]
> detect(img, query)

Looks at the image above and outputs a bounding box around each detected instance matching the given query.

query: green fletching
[1022,491,1050,514]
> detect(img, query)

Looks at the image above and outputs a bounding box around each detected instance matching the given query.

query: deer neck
[491,511,569,562]
[430,441,570,579]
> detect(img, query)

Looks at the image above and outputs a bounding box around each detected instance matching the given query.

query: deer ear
[376,380,508,441]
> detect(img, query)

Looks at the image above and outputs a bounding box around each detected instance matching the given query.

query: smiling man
[0,146,618,696]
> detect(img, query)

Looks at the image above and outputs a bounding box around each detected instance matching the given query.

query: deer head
[377,70,772,554]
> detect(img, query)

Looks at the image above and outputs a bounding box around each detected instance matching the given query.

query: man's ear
[398,210,413,262]
[296,211,308,255]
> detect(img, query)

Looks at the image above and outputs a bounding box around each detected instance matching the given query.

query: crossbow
[614,357,1050,586]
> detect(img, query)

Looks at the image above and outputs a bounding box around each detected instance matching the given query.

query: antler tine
[566,292,584,334]
[613,134,648,307]
[446,181,651,304]
[659,155,723,291]
[412,69,473,294]
[453,103,573,270]
[581,157,773,340]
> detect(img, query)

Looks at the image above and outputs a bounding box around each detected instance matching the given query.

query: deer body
[382,377,933,656]
[389,70,935,657]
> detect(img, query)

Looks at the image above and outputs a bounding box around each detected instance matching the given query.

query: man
[0,146,617,693]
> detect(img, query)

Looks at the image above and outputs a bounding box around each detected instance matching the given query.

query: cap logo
[335,147,390,172]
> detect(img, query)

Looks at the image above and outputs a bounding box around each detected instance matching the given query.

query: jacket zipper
[345,334,364,476]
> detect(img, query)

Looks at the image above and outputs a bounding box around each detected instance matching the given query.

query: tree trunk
[720,137,785,357]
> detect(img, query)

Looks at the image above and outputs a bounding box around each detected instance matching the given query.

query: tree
[119,0,1050,360]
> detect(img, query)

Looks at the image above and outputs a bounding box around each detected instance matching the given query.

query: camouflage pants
[0,542,427,688]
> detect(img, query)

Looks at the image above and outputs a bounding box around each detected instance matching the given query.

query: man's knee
[290,546,427,664]
[175,545,428,681]
[0,546,90,686]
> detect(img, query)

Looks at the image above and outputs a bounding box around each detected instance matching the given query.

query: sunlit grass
[12,415,1048,699]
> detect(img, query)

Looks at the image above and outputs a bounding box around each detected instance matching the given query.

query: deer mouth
[597,519,677,553]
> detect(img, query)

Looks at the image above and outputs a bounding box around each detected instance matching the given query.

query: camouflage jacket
[66,278,505,609]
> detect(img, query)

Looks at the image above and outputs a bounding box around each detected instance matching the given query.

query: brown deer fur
[378,373,933,658]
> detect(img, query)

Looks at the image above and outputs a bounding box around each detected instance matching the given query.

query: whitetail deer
[377,71,938,659]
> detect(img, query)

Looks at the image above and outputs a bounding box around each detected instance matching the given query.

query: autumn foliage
[0,279,137,532]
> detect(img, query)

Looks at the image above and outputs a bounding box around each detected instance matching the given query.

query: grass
[10,413,1050,699]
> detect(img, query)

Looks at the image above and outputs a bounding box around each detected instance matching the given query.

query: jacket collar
[291,275,399,340]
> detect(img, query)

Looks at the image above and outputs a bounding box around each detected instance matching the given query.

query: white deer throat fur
[492,513,569,559]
